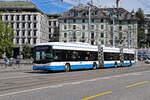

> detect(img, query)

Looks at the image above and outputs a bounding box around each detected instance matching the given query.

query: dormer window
[119,13,123,17]
[70,12,74,16]
[94,11,98,16]
[78,12,81,16]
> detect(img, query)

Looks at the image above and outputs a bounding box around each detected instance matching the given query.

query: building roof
[59,5,137,20]
[0,1,42,13]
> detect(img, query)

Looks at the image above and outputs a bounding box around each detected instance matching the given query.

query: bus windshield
[33,46,53,64]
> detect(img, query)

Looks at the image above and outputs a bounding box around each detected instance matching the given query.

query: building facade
[47,14,60,42]
[0,1,49,57]
[59,5,138,48]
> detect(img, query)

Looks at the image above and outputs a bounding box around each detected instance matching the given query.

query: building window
[11,23,13,29]
[16,31,19,36]
[119,26,122,31]
[128,26,131,29]
[101,40,104,44]
[101,19,104,23]
[33,38,36,44]
[22,15,25,21]
[91,25,94,30]
[28,38,31,44]
[82,25,85,30]
[33,15,36,21]
[73,32,76,40]
[91,32,94,39]
[34,30,36,36]
[64,33,67,38]
[64,25,67,30]
[82,19,85,23]
[95,11,98,16]
[22,38,25,44]
[53,21,56,26]
[16,38,19,44]
[81,32,85,39]
[101,25,104,29]
[33,23,36,28]
[5,15,8,20]
[128,21,131,24]
[17,23,19,28]
[28,15,31,21]
[28,31,31,36]
[49,28,51,33]
[119,32,122,39]
[64,19,66,23]
[73,19,76,23]
[101,32,104,38]
[49,21,51,26]
[91,41,94,45]
[73,25,76,30]
[110,26,113,31]
[28,23,31,28]
[78,12,81,16]
[111,21,113,24]
[22,31,25,36]
[69,12,74,16]
[64,40,67,43]
[92,19,94,23]
[16,15,19,21]
[11,15,14,21]
[22,23,25,28]
[119,21,122,24]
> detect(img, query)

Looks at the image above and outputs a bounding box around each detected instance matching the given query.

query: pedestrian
[16,56,20,68]
[4,57,9,68]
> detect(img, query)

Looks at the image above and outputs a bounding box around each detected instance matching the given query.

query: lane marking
[80,91,112,100]
[126,81,148,88]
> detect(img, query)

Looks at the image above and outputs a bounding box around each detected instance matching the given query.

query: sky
[1,0,150,14]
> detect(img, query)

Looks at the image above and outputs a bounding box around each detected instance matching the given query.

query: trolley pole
[88,5,91,44]
[128,28,131,49]
[112,18,115,47]
[87,0,93,44]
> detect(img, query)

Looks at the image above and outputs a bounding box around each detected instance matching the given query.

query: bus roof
[34,42,135,53]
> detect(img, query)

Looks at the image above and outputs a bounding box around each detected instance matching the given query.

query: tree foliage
[21,43,31,59]
[136,8,146,48]
[0,14,14,58]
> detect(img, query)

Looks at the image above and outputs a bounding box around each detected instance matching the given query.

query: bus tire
[114,62,118,68]
[65,64,70,72]
[92,62,97,70]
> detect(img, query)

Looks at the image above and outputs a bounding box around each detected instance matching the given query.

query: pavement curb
[0,69,33,73]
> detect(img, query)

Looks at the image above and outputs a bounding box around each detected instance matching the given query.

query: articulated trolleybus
[33,42,135,72]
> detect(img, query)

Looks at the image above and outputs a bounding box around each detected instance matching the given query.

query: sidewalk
[0,64,33,73]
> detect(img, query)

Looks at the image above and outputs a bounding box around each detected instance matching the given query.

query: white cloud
[65,0,150,13]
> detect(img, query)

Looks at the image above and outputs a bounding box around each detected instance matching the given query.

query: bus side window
[72,51,78,61]
[53,50,62,61]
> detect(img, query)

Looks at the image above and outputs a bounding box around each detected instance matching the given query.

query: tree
[136,8,145,28]
[136,8,146,48]
[0,14,14,58]
[21,43,31,59]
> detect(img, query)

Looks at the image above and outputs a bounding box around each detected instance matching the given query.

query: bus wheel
[114,62,118,68]
[93,63,97,70]
[65,64,70,72]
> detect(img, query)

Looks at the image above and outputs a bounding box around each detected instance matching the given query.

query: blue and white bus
[33,42,135,71]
